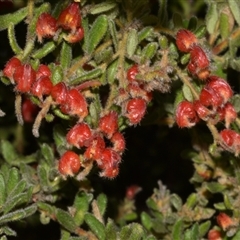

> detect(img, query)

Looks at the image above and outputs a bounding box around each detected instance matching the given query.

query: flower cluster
[115,64,153,125]
[36,2,84,43]
[175,29,240,155]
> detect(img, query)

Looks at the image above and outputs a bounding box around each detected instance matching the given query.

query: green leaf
[146,198,158,211]
[52,65,64,85]
[37,165,50,192]
[56,208,77,233]
[32,42,56,59]
[188,16,198,31]
[214,202,226,210]
[194,25,207,38]
[0,205,37,224]
[108,19,118,52]
[127,29,138,58]
[90,1,117,15]
[60,41,72,71]
[0,7,28,31]
[70,68,103,85]
[206,3,218,34]
[224,194,233,210]
[6,179,26,201]
[96,194,107,217]
[229,0,240,26]
[158,0,168,27]
[198,221,211,238]
[172,219,184,240]
[1,140,18,164]
[53,124,67,154]
[73,192,92,226]
[182,84,193,102]
[40,143,54,166]
[138,27,154,42]
[170,194,183,211]
[205,182,226,193]
[3,193,28,214]
[37,202,55,215]
[185,193,198,209]
[107,59,118,84]
[87,15,108,54]
[128,223,144,240]
[120,225,132,239]
[141,42,158,63]
[85,213,106,240]
[0,174,6,208]
[105,219,117,239]
[232,229,240,240]
[0,226,16,236]
[5,168,19,196]
[220,12,230,39]
[141,212,153,230]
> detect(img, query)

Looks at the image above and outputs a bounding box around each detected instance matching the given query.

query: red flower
[176,29,197,53]
[36,64,52,79]
[126,98,147,124]
[111,132,126,153]
[58,151,81,176]
[36,13,58,43]
[3,57,21,80]
[66,123,92,148]
[51,82,68,104]
[98,111,118,138]
[127,65,139,82]
[57,2,81,32]
[31,76,53,100]
[207,76,233,104]
[13,64,36,93]
[63,27,84,43]
[175,101,198,128]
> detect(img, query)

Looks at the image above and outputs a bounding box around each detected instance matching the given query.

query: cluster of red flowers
[115,65,153,125]
[36,2,84,43]
[62,111,126,178]
[175,29,240,155]
[3,57,53,97]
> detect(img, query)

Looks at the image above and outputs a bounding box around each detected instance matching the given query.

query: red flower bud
[188,45,210,79]
[51,82,68,104]
[126,185,142,200]
[127,65,139,82]
[31,76,53,100]
[111,132,126,153]
[98,148,121,178]
[57,2,81,32]
[126,98,147,125]
[22,98,39,123]
[3,57,21,80]
[217,213,235,231]
[66,123,92,148]
[220,102,237,128]
[176,29,197,52]
[220,129,240,155]
[84,136,105,160]
[63,27,84,43]
[98,111,118,138]
[207,76,233,104]
[199,87,224,110]
[13,64,36,93]
[175,100,198,128]
[193,100,214,121]
[36,13,58,43]
[58,151,81,176]
[207,229,222,240]
[61,88,88,120]
[36,64,52,79]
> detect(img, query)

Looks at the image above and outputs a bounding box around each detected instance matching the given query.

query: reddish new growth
[175,101,198,128]
[36,13,58,43]
[58,151,81,176]
[176,29,198,53]
[216,213,236,231]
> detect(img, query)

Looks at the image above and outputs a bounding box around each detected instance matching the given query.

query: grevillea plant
[2,0,240,239]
